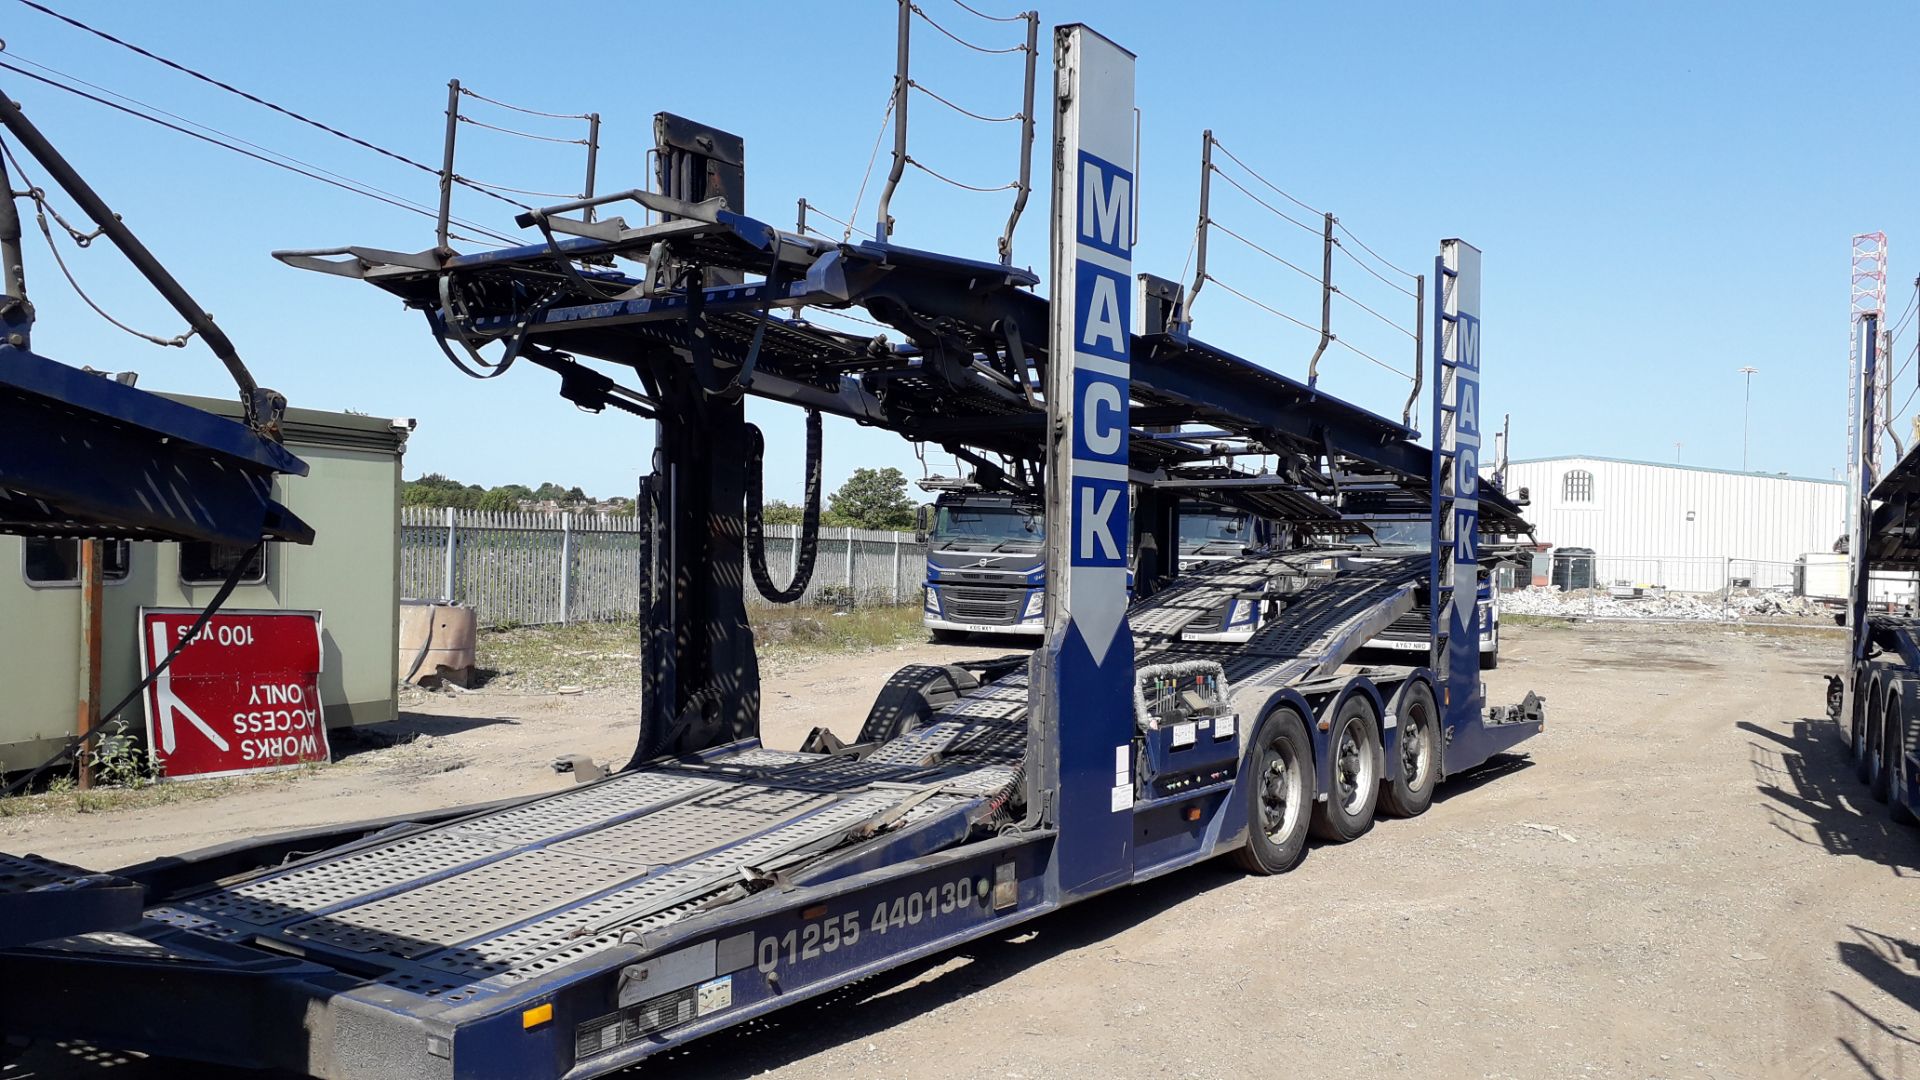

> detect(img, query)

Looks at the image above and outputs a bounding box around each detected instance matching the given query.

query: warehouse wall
[1497,456,1846,565]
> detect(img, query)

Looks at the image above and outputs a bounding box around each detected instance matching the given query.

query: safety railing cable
[875,0,1037,264]
[1184,129,1426,423]
[456,85,592,121]
[1201,275,1412,383]
[909,3,1029,53]
[905,156,1017,193]
[796,198,874,241]
[456,114,589,146]
[909,79,1022,123]
[948,0,1028,21]
[436,79,600,249]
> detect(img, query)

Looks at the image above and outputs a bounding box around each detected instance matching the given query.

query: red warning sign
[138,608,329,781]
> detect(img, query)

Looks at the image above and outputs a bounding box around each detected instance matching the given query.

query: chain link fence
[400,508,926,628]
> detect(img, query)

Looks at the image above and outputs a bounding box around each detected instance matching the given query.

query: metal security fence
[400,508,926,627]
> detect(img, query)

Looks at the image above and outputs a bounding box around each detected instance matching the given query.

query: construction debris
[1504,586,1832,622]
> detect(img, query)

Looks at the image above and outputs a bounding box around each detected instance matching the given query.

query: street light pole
[1738,366,1759,470]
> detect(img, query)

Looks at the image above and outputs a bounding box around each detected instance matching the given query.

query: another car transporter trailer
[1830,306,1920,823]
[0,26,1544,1078]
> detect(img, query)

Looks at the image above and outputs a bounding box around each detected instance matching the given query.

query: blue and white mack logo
[1453,312,1481,566]
[1066,149,1133,661]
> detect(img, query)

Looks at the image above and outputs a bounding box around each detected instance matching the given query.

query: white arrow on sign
[147,622,230,755]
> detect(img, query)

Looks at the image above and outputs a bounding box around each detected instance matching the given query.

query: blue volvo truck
[0,23,1545,1077]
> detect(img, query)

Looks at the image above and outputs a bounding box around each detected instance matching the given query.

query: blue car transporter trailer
[1830,305,1920,823]
[0,25,1544,1078]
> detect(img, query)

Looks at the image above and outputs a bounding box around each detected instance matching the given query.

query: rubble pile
[1505,586,1831,622]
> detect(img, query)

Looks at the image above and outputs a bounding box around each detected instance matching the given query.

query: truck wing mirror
[914,505,931,544]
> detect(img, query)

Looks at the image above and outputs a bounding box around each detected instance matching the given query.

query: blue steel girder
[281,216,1435,492]
[0,344,312,545]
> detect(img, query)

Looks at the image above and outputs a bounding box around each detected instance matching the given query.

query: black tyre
[1232,706,1313,875]
[1888,700,1917,824]
[1855,681,1877,784]
[1867,689,1890,802]
[1381,681,1439,818]
[1481,646,1500,670]
[1310,693,1382,843]
[1871,692,1896,803]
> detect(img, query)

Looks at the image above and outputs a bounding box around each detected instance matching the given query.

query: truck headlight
[924,587,939,613]
[1023,590,1045,620]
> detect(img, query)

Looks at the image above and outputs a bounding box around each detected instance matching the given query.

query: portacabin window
[22,538,132,587]
[179,542,267,586]
[1562,469,1595,503]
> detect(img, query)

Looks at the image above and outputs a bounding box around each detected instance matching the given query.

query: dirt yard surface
[6,621,1919,1080]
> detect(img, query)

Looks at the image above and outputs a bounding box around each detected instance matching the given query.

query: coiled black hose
[746,409,823,603]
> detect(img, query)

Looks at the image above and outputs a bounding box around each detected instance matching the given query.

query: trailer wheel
[1232,705,1312,875]
[1310,694,1381,843]
[1871,691,1896,803]
[1867,687,1890,801]
[1381,681,1439,818]
[1888,699,1916,824]
[1855,681,1878,784]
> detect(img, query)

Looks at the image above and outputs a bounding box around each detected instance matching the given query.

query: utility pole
[1738,366,1759,470]
[1674,440,1682,463]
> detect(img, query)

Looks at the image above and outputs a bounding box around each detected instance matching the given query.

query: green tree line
[405,467,918,529]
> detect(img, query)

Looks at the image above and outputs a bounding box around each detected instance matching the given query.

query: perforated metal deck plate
[181,771,723,927]
[184,829,516,927]
[285,848,650,958]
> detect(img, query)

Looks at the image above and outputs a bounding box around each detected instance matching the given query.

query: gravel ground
[5,621,1917,1080]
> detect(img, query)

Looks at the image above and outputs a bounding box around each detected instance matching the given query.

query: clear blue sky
[6,1,1916,501]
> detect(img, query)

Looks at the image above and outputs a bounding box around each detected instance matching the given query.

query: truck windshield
[1347,519,1431,549]
[1179,513,1246,546]
[934,505,1042,546]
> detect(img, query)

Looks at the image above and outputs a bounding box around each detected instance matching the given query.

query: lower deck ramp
[99,549,1417,1006]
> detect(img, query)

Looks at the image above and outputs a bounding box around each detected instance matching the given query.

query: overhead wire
[0,59,526,248]
[10,0,529,213]
[3,139,197,347]
[0,50,520,245]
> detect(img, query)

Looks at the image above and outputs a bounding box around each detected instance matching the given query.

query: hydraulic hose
[746,409,823,603]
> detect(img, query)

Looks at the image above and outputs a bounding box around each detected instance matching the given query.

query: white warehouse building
[1493,456,1847,594]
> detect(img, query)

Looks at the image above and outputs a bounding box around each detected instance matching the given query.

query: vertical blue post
[1432,240,1483,739]
[1029,23,1137,899]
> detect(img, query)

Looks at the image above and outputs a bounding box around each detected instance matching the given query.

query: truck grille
[937,585,1022,624]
